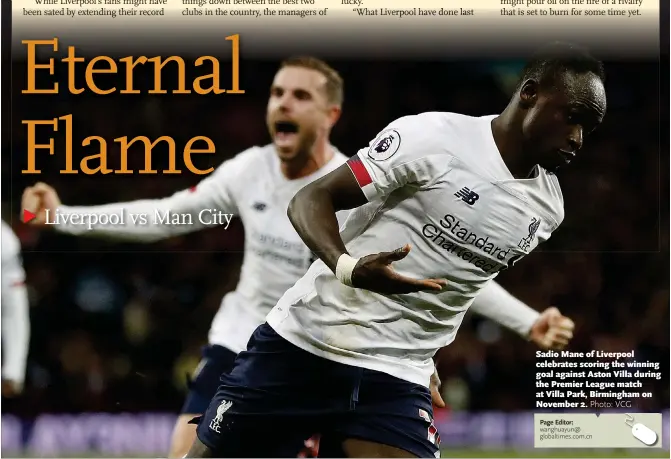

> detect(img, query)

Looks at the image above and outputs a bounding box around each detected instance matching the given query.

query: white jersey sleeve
[55,147,257,241]
[469,281,540,337]
[346,115,449,202]
[1,222,30,387]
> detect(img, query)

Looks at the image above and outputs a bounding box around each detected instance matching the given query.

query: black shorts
[195,323,441,458]
[180,344,238,415]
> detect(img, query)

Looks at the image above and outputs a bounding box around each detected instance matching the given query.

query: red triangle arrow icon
[22,209,36,223]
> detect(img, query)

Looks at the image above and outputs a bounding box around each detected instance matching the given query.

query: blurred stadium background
[2,58,668,457]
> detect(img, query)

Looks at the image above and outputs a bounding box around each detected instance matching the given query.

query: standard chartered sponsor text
[421,213,513,274]
[535,350,661,409]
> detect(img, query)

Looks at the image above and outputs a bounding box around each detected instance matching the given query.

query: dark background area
[2,55,668,418]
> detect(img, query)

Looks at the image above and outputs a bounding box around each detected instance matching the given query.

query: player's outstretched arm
[288,163,446,295]
[1,223,30,397]
[470,281,574,350]
[21,155,244,242]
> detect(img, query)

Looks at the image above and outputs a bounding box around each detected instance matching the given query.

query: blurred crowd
[2,58,668,418]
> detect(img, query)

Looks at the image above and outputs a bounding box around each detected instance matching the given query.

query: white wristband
[335,253,359,287]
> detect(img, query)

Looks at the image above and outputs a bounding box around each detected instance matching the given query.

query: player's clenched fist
[21,182,61,225]
[337,244,447,295]
[529,307,575,350]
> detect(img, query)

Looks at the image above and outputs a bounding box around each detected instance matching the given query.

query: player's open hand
[21,182,61,225]
[529,307,575,350]
[351,244,447,295]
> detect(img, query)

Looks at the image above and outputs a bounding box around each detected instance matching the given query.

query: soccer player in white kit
[21,57,348,457]
[22,56,574,458]
[188,43,604,458]
[1,221,31,398]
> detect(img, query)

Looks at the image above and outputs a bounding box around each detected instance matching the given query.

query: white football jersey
[1,221,30,386]
[267,112,564,387]
[57,145,348,353]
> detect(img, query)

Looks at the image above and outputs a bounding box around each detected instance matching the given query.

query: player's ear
[519,79,539,108]
[327,104,342,127]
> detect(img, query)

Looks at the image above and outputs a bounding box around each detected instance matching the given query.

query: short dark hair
[280,56,344,106]
[517,42,605,90]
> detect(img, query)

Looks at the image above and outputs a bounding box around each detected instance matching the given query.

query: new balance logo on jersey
[252,202,267,211]
[209,400,233,434]
[518,217,541,251]
[454,187,479,205]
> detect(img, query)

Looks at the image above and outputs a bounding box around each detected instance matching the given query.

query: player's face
[266,66,338,162]
[520,72,607,171]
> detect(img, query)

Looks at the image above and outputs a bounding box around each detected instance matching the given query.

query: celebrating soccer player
[187,42,601,458]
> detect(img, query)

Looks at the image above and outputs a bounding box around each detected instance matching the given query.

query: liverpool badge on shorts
[209,400,233,433]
